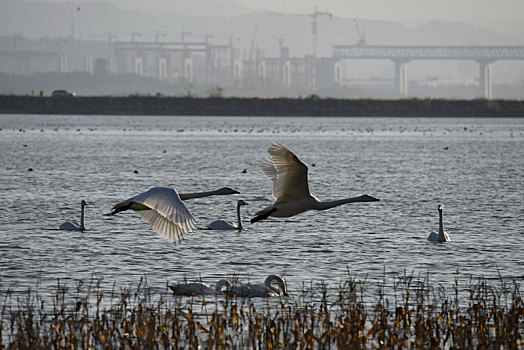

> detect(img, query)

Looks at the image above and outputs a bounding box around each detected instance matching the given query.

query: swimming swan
[208,200,248,231]
[225,275,288,297]
[428,204,451,242]
[105,187,239,244]
[251,141,379,223]
[169,279,231,296]
[60,200,88,231]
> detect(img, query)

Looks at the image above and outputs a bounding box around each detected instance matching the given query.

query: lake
[0,114,523,300]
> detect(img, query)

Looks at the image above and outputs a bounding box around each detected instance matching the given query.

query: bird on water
[60,200,88,231]
[208,199,248,231]
[427,204,451,242]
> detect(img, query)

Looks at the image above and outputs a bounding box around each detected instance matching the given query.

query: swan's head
[216,187,240,195]
[238,200,248,206]
[361,195,380,202]
[81,200,88,206]
[215,279,231,292]
[438,204,443,212]
[265,274,288,296]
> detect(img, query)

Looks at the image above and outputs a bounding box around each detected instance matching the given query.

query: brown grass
[1,272,522,349]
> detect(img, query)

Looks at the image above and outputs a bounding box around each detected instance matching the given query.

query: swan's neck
[438,210,444,235]
[314,195,371,211]
[237,202,243,231]
[179,189,222,200]
[265,275,286,295]
[80,204,86,230]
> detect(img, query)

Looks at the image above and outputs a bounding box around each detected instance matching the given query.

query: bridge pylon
[394,60,409,96]
[478,60,493,99]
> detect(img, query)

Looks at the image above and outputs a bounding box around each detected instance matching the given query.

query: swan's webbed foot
[104,202,134,216]
[250,208,277,224]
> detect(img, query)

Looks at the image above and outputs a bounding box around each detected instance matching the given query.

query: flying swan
[169,279,231,296]
[427,204,451,242]
[251,141,379,223]
[60,200,88,231]
[105,187,239,244]
[208,200,248,231]
[225,275,288,297]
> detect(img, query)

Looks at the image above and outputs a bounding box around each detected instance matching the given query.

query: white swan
[208,200,248,231]
[60,200,88,231]
[105,187,239,244]
[251,141,379,223]
[428,204,451,242]
[169,279,231,296]
[225,275,288,297]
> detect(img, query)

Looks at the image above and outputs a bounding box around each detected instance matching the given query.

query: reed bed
[1,272,522,349]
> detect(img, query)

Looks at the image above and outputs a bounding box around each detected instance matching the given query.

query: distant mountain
[0,0,521,58]
[110,0,256,17]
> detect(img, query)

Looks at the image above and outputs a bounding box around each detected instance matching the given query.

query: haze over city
[1,0,523,98]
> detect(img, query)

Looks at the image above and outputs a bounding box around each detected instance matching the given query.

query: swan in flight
[105,187,239,244]
[427,204,451,242]
[60,200,88,231]
[169,279,231,296]
[208,200,248,231]
[251,141,379,223]
[225,275,288,297]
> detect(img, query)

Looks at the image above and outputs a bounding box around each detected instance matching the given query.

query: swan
[428,204,451,242]
[251,141,379,223]
[169,279,231,296]
[225,275,288,297]
[208,200,248,231]
[105,187,239,244]
[60,200,88,231]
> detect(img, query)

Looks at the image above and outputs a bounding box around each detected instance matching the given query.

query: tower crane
[353,19,367,46]
[270,35,286,56]
[126,31,142,42]
[300,8,332,57]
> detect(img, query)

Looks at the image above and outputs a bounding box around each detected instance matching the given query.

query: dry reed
[1,271,522,349]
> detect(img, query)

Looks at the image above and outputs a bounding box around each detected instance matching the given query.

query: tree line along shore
[0,95,523,117]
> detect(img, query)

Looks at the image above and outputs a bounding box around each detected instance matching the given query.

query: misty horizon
[1,0,523,98]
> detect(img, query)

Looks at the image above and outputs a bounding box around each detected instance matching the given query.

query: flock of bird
[59,141,450,297]
[169,275,288,298]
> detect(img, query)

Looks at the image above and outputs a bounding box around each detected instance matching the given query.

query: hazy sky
[105,0,524,21]
[235,0,524,21]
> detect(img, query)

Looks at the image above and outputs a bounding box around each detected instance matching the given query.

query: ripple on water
[0,115,523,299]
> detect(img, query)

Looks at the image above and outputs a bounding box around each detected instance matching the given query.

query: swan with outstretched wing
[106,187,239,244]
[251,142,379,223]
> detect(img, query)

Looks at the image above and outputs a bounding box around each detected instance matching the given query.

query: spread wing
[110,187,197,244]
[264,141,310,202]
[260,156,278,200]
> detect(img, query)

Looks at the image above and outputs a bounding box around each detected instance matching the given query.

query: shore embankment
[1,95,523,117]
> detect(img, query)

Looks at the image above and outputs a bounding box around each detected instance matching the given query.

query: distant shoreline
[0,95,523,117]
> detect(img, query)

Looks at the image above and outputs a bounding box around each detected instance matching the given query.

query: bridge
[332,45,524,98]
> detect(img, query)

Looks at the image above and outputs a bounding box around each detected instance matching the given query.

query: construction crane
[301,8,332,57]
[125,31,142,42]
[353,19,367,46]
[153,30,167,43]
[270,35,286,56]
[180,29,191,42]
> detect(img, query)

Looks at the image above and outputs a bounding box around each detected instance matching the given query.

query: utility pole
[69,3,81,40]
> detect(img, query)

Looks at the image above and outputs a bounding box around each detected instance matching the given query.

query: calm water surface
[0,114,523,299]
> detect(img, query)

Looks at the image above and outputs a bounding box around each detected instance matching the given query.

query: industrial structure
[1,33,524,99]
